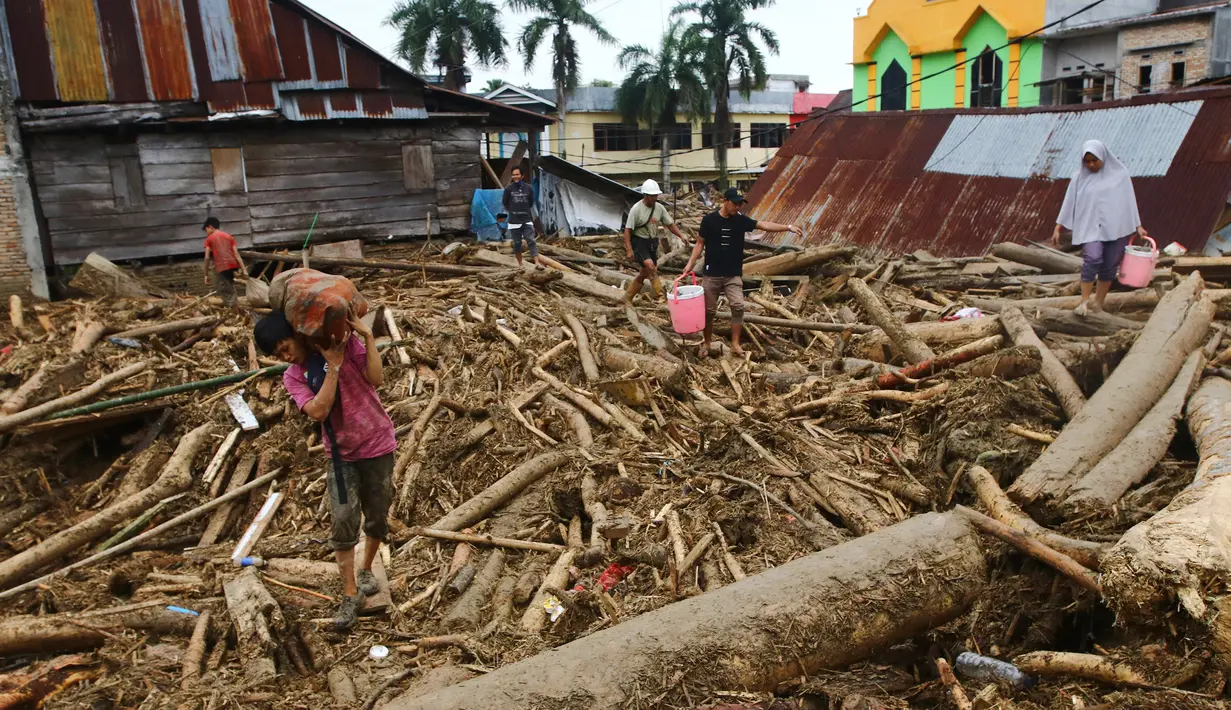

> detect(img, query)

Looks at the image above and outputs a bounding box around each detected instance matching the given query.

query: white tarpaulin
[538,172,628,236]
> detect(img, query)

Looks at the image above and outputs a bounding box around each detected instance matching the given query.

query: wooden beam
[480,156,503,188]
[500,140,529,185]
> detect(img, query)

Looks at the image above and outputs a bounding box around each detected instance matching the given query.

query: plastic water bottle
[238,556,266,568]
[954,652,1034,690]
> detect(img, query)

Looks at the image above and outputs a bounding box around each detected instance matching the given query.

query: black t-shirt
[699,211,759,277]
[503,181,535,223]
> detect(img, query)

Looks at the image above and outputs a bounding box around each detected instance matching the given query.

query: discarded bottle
[238,556,266,568]
[166,606,199,616]
[954,652,1034,690]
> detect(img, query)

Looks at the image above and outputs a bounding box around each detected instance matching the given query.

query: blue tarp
[470,189,505,243]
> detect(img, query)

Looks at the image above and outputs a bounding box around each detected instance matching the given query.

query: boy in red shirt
[203,216,246,306]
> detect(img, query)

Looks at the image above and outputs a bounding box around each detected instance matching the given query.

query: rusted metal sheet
[97,0,151,101]
[308,21,343,83]
[5,0,57,100]
[362,92,392,117]
[345,46,380,89]
[135,0,197,100]
[270,2,312,82]
[44,0,109,101]
[197,0,242,81]
[243,81,276,109]
[750,89,1231,257]
[228,0,282,81]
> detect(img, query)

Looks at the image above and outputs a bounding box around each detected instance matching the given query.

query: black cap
[723,187,745,204]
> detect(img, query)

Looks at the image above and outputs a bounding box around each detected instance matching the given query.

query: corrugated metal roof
[746,87,1231,257]
[1,0,549,127]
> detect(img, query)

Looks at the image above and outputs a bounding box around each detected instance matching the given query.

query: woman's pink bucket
[1118,235,1157,288]
[667,274,706,334]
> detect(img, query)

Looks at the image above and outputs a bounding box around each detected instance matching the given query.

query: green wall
[873,29,912,109]
[920,51,957,110]
[961,11,1008,108]
[852,64,869,112]
[1017,38,1043,108]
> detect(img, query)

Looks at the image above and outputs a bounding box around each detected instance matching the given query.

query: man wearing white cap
[623,179,688,304]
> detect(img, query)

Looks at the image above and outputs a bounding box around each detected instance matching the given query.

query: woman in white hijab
[1051,139,1148,315]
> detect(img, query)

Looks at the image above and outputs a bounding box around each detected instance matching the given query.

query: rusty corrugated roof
[2,0,551,126]
[746,87,1231,257]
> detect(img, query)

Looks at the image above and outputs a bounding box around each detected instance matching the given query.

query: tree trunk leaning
[742,246,857,277]
[1101,376,1231,625]
[388,512,986,710]
[848,277,935,364]
[0,607,198,656]
[1008,273,1212,512]
[562,312,599,382]
[1064,350,1205,513]
[0,423,212,590]
[430,451,571,532]
[1000,306,1086,419]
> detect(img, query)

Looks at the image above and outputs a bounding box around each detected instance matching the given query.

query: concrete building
[1039,0,1231,104]
[483,78,836,189]
[852,0,1046,112]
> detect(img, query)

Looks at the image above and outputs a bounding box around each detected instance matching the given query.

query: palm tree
[508,0,616,159]
[387,0,508,92]
[672,0,780,187]
[483,78,507,94]
[616,21,710,190]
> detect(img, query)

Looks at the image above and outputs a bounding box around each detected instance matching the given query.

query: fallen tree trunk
[562,312,599,382]
[1029,307,1143,338]
[471,249,624,303]
[1000,306,1086,419]
[848,277,934,364]
[1009,274,1212,512]
[430,451,571,532]
[0,423,212,590]
[1101,375,1231,624]
[991,243,1082,274]
[0,607,197,656]
[239,250,494,276]
[112,316,219,339]
[0,361,149,434]
[600,347,685,385]
[1064,351,1205,513]
[874,335,1003,388]
[742,245,856,276]
[225,567,282,683]
[857,317,1003,362]
[69,252,170,298]
[388,512,985,710]
[741,313,876,334]
[969,290,1161,314]
[955,506,1101,594]
[1013,651,1151,688]
[1,364,47,416]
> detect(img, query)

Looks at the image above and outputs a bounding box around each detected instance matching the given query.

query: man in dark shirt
[684,188,802,357]
[502,166,542,267]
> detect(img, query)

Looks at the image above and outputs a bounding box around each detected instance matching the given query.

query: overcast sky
[299,0,865,95]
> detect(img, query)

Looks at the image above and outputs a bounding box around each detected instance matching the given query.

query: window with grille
[593,124,649,151]
[970,46,1003,107]
[750,123,787,149]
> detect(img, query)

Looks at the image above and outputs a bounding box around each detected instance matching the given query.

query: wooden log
[968,290,1161,314]
[848,277,934,364]
[0,423,211,590]
[1172,256,1231,280]
[441,549,506,632]
[180,610,211,688]
[1028,307,1143,337]
[201,428,241,489]
[70,321,106,353]
[0,499,50,538]
[935,658,973,710]
[239,250,495,277]
[808,473,893,535]
[112,316,219,339]
[1013,651,1150,688]
[1008,274,1213,510]
[857,317,1003,362]
[2,363,47,415]
[742,245,856,277]
[532,367,615,429]
[600,347,686,385]
[430,451,571,532]
[543,393,594,449]
[738,313,876,334]
[562,312,599,382]
[224,567,282,683]
[8,295,20,330]
[1101,376,1231,624]
[0,361,148,434]
[198,454,259,546]
[231,490,284,562]
[471,249,625,303]
[1064,351,1205,513]
[387,512,985,710]
[965,466,1107,569]
[955,506,1101,595]
[874,335,1003,388]
[0,607,197,656]
[1000,306,1086,419]
[991,242,1082,274]
[521,548,578,633]
[536,337,575,368]
[69,252,170,298]
[382,308,412,366]
[411,527,565,553]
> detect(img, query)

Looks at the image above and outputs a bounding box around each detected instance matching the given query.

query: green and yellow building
[853,0,1047,111]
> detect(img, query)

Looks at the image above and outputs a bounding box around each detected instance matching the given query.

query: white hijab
[1057,139,1141,246]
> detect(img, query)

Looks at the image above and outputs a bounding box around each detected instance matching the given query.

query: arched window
[881,59,908,111]
[970,46,1003,107]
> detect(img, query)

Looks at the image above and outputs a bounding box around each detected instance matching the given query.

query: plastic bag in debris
[942,307,983,321]
[268,268,369,346]
[1163,242,1188,257]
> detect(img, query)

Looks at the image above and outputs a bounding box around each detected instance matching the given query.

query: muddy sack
[268,268,368,345]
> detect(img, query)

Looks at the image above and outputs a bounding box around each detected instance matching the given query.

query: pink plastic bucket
[1118,235,1157,288]
[667,273,706,334]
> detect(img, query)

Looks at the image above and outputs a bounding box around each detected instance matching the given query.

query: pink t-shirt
[283,335,397,462]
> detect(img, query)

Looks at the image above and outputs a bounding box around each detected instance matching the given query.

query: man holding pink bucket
[1051,139,1151,316]
[683,188,802,358]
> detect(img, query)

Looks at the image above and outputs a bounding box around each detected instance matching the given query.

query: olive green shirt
[624,200,675,240]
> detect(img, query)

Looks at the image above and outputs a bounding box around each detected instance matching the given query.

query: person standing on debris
[684,187,802,357]
[1052,139,1148,316]
[202,217,246,307]
[503,166,542,268]
[624,178,688,304]
[253,310,396,631]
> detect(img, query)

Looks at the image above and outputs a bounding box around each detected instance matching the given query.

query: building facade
[852,0,1046,112]
[484,79,835,188]
[1039,0,1231,105]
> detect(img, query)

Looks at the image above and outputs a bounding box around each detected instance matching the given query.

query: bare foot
[1090,301,1106,313]
[1073,302,1089,316]
[699,342,711,359]
[730,346,745,357]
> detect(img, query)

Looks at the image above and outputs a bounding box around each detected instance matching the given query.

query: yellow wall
[853,0,1044,63]
[544,111,788,183]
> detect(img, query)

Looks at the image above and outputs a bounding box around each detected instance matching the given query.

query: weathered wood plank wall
[28,122,481,264]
